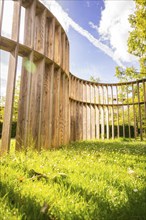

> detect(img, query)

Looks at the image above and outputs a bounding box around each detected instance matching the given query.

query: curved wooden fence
[0,0,146,154]
[70,74,146,141]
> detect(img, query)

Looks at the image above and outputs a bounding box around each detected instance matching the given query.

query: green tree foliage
[128,0,146,75]
[90,75,101,83]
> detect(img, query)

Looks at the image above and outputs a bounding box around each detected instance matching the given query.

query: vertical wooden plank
[122,88,125,138]
[83,104,87,140]
[59,71,64,145]
[83,82,87,102]
[11,0,22,41]
[126,83,131,138]
[132,83,136,139]
[116,86,120,138]
[87,104,91,140]
[16,1,36,149]
[75,102,79,140]
[137,82,143,140]
[34,8,46,54]
[51,68,61,147]
[1,49,18,153]
[101,106,104,139]
[91,105,95,139]
[54,25,61,65]
[65,38,69,76]
[61,33,66,71]
[73,101,76,141]
[64,76,69,144]
[95,106,100,139]
[45,17,55,60]
[40,64,54,149]
[28,59,46,149]
[143,80,146,119]
[70,100,73,142]
[1,1,21,154]
[143,81,146,139]
[106,86,109,139]
[24,0,36,47]
[67,78,70,143]
[111,86,114,139]
[0,0,4,36]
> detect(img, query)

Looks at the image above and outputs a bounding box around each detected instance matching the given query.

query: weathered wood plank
[45,17,55,60]
[137,82,143,140]
[0,0,4,36]
[83,104,87,140]
[1,48,18,154]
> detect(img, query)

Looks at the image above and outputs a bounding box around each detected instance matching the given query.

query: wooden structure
[0,0,146,153]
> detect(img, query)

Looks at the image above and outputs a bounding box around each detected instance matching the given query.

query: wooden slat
[91,105,95,139]
[16,52,34,150]
[137,82,143,140]
[126,83,131,138]
[54,25,61,65]
[45,17,55,60]
[24,0,36,47]
[1,1,21,154]
[101,106,104,139]
[51,68,60,147]
[116,86,120,138]
[111,86,114,139]
[27,58,45,149]
[87,104,91,140]
[34,8,46,54]
[143,80,146,119]
[11,0,22,42]
[66,78,70,143]
[106,86,109,139]
[58,72,64,145]
[62,33,66,71]
[1,48,18,154]
[73,101,76,141]
[132,83,136,139]
[83,104,87,140]
[0,0,4,36]
[95,106,100,139]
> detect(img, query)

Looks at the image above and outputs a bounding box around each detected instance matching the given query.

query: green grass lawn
[0,139,146,220]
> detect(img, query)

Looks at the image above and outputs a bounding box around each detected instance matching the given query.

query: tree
[90,75,101,83]
[128,0,146,75]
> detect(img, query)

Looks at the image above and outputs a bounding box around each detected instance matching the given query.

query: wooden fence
[70,74,146,141]
[0,0,146,154]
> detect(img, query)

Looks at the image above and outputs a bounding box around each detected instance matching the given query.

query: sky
[0,0,139,97]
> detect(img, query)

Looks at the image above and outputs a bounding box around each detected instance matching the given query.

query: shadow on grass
[67,139,146,156]
[54,177,146,220]
[0,181,54,220]
[1,177,145,220]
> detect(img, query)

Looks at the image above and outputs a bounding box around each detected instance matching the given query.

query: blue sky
[0,0,138,97]
[41,0,138,82]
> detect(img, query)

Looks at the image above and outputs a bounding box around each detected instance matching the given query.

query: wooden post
[126,83,131,138]
[137,81,143,140]
[95,106,100,139]
[132,83,136,139]
[45,17,55,60]
[121,86,125,138]
[106,86,109,139]
[0,0,4,37]
[1,0,21,154]
[116,86,120,138]
[111,86,114,139]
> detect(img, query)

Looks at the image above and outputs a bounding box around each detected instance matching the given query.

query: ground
[0,139,146,220]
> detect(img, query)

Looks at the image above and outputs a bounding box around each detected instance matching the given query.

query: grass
[0,139,146,220]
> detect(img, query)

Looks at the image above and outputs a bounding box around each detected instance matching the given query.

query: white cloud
[41,0,125,67]
[89,21,98,32]
[98,0,137,63]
